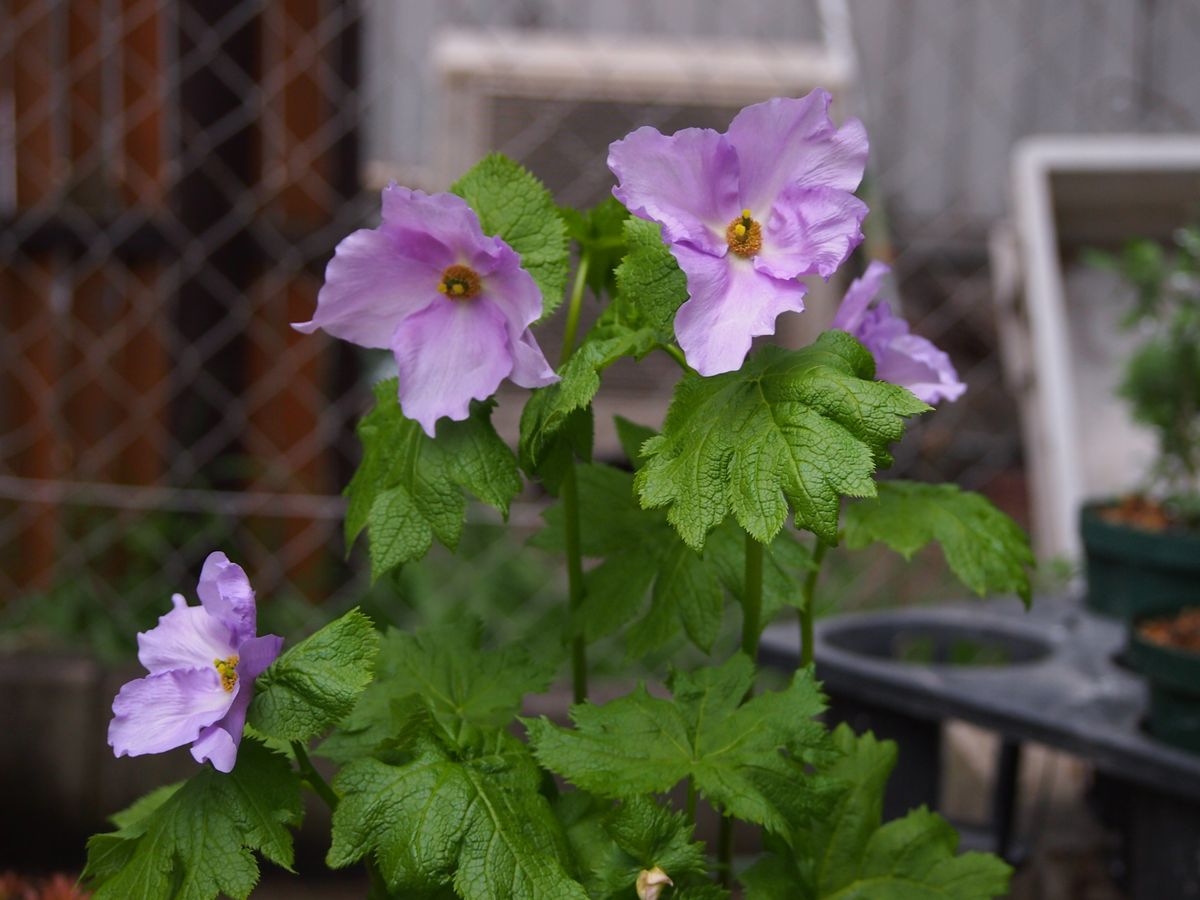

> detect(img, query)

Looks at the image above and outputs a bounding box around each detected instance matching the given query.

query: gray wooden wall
[362,0,1200,244]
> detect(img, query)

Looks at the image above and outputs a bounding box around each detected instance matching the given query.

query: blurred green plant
[1088,224,1200,522]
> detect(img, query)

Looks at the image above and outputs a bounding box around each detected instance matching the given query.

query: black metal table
[759,596,1200,899]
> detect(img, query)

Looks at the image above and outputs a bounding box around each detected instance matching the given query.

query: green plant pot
[1127,609,1200,754]
[1080,502,1200,619]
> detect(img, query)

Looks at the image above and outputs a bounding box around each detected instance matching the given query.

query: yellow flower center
[214,655,239,692]
[725,208,762,257]
[438,264,481,299]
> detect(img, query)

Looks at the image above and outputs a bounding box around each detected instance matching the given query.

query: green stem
[686,778,698,827]
[560,253,591,704]
[742,532,764,664]
[562,464,588,704]
[559,253,590,364]
[717,814,734,887]
[290,740,339,811]
[659,341,690,371]
[291,741,392,896]
[799,540,829,668]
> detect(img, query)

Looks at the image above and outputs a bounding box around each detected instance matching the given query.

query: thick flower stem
[562,464,588,704]
[742,532,765,665]
[799,539,829,667]
[291,740,388,896]
[716,814,734,887]
[559,253,590,364]
[560,252,592,704]
[290,740,339,811]
[716,532,765,885]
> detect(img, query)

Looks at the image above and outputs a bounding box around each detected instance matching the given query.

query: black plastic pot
[1127,609,1200,754]
[1080,502,1200,619]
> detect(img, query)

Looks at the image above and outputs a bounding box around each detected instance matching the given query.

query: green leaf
[452,153,569,318]
[741,725,1011,899]
[636,333,930,549]
[248,608,379,742]
[328,709,588,900]
[318,621,556,763]
[532,463,726,655]
[555,793,707,898]
[82,741,303,900]
[614,415,657,469]
[560,197,630,297]
[345,381,521,578]
[842,481,1035,606]
[519,394,594,495]
[527,655,831,836]
[614,218,689,340]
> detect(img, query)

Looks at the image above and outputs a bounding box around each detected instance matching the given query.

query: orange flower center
[214,655,239,692]
[438,264,482,299]
[725,208,762,257]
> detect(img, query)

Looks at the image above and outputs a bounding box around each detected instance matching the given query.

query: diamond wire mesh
[2,0,1198,633]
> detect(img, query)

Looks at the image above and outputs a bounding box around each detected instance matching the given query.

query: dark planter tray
[1081,502,1200,619]
[1128,608,1200,754]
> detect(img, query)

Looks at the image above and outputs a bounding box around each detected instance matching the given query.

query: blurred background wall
[2,0,1198,623]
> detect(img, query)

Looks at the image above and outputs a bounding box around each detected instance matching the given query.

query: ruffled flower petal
[137,594,237,675]
[292,223,445,348]
[190,634,284,773]
[508,328,559,388]
[109,668,234,759]
[197,551,257,644]
[671,245,807,376]
[480,254,545,332]
[831,263,965,404]
[831,260,889,333]
[391,297,513,436]
[609,126,740,255]
[190,725,239,773]
[757,184,867,281]
[726,91,868,213]
[381,185,511,275]
[875,331,967,405]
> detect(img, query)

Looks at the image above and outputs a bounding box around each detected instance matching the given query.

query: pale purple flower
[608,89,868,376]
[832,261,967,404]
[108,552,283,773]
[294,185,557,436]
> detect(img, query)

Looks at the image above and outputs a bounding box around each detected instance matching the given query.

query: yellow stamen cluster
[214,655,239,692]
[725,208,762,257]
[438,264,482,299]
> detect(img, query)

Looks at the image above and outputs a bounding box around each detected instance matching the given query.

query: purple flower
[108,552,283,773]
[294,185,557,436]
[832,261,966,404]
[608,90,868,376]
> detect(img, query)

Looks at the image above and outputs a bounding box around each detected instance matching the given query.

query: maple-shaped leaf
[527,655,832,836]
[842,481,1035,606]
[741,725,1011,899]
[636,332,929,550]
[318,620,555,763]
[328,707,588,900]
[344,381,521,579]
[82,741,302,900]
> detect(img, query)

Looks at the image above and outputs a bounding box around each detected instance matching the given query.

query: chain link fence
[3,0,1198,636]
